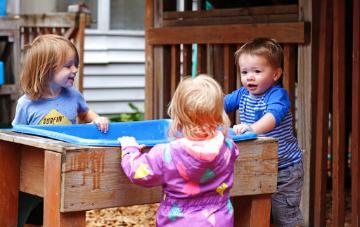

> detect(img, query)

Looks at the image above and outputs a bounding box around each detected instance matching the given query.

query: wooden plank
[163,4,298,19]
[223,44,237,124]
[0,140,20,227]
[20,146,44,197]
[147,22,306,45]
[44,150,85,226]
[283,44,296,116]
[297,0,314,225]
[170,45,180,96]
[60,138,277,212]
[233,194,272,227]
[182,44,192,77]
[197,44,207,74]
[144,0,155,119]
[352,0,360,225]
[0,130,82,153]
[74,13,87,93]
[332,0,346,225]
[313,0,332,225]
[163,14,299,27]
[20,13,77,27]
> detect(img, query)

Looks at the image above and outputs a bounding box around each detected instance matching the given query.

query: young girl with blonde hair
[13,34,109,226]
[119,74,239,226]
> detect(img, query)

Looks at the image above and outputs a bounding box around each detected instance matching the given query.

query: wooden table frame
[0,131,277,227]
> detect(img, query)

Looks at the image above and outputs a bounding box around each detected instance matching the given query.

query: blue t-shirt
[224,84,302,169]
[12,87,89,125]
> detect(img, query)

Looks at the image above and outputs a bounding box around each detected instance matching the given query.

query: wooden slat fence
[312,0,359,226]
[145,0,305,126]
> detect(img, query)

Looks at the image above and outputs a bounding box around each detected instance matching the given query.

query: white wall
[83,31,145,116]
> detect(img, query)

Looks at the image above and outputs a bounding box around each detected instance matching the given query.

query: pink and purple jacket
[121,132,239,226]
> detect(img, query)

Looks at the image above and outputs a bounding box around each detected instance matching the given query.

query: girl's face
[239,53,282,96]
[50,53,78,93]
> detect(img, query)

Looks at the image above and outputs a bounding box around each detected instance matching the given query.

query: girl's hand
[92,116,109,133]
[233,123,253,134]
[118,136,140,149]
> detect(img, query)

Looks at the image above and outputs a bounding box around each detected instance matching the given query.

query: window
[110,0,144,30]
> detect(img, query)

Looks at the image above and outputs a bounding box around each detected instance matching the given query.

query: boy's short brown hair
[235,37,284,70]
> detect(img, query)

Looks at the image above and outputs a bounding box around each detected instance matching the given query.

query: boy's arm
[224,88,245,113]
[234,88,290,135]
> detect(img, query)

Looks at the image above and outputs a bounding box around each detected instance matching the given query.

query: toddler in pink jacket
[119,75,239,226]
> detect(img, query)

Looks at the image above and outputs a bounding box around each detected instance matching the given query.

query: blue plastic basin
[12,119,256,147]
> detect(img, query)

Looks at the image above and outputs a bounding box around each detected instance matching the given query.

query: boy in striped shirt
[224,37,304,227]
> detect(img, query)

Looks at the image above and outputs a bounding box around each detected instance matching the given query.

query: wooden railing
[144,0,306,126]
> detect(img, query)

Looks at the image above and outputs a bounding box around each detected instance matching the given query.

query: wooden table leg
[0,141,20,227]
[233,194,272,227]
[43,150,85,227]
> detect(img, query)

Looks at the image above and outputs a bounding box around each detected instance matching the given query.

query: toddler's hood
[171,132,229,182]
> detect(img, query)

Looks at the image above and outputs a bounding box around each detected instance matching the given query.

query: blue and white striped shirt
[224,84,302,169]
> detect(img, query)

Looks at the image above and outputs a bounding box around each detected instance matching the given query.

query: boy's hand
[92,116,109,133]
[233,123,253,134]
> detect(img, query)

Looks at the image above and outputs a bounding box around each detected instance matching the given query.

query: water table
[0,120,278,227]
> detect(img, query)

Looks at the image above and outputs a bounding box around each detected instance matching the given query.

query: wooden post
[332,0,345,225]
[233,194,272,227]
[313,0,332,226]
[145,0,155,119]
[0,141,20,227]
[283,44,296,117]
[43,150,85,227]
[351,0,360,225]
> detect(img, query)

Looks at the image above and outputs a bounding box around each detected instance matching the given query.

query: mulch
[86,204,158,227]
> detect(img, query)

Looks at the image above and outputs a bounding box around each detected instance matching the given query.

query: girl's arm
[78,109,109,132]
[119,136,165,187]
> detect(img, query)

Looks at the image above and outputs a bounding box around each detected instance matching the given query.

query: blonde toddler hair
[20,34,79,100]
[168,74,230,139]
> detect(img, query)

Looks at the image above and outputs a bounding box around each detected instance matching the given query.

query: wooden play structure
[0,130,278,226]
[0,0,359,226]
[144,0,360,226]
[0,12,89,127]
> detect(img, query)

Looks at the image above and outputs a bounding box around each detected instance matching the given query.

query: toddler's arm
[233,113,276,134]
[118,136,165,187]
[78,109,109,133]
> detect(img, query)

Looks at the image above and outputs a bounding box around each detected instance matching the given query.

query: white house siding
[83,30,145,116]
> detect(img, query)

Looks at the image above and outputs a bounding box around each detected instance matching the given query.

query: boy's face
[239,53,282,96]
[51,53,79,92]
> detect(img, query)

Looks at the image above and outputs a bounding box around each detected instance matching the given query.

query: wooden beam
[332,0,346,225]
[163,14,298,27]
[163,4,298,19]
[147,22,307,45]
[145,0,155,120]
[283,44,296,117]
[0,141,20,227]
[313,0,332,225]
[351,0,360,225]
[170,45,180,96]
[44,150,85,226]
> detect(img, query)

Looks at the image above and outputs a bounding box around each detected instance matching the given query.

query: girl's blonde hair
[20,34,79,100]
[168,74,230,139]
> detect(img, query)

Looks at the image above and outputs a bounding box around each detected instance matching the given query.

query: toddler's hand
[233,124,253,134]
[118,136,140,149]
[92,116,109,133]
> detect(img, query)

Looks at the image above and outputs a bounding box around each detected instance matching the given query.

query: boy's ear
[273,68,282,81]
